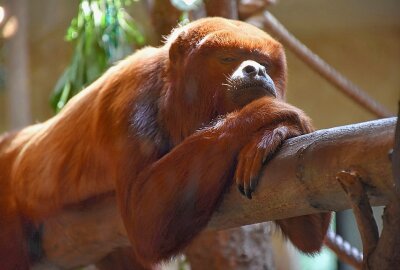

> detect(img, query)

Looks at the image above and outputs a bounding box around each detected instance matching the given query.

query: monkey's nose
[241,61,266,78]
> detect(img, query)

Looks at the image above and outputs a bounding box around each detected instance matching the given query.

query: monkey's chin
[245,85,276,98]
[232,76,277,98]
[231,87,275,107]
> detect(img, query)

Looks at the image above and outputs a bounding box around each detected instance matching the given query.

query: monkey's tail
[324,230,363,269]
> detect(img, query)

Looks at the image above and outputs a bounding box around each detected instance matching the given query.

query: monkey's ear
[169,33,187,64]
[275,213,332,253]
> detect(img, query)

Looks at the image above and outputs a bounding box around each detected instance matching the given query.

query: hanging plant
[51,0,145,112]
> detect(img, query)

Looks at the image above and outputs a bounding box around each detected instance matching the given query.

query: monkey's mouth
[228,77,276,107]
[231,77,276,96]
[238,82,276,97]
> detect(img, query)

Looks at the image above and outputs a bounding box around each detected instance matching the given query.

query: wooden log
[36,117,396,268]
[210,117,395,229]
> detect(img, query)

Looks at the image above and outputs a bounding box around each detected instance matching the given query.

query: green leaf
[51,0,145,113]
[56,81,72,113]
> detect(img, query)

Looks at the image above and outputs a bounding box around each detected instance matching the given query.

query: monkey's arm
[118,97,322,266]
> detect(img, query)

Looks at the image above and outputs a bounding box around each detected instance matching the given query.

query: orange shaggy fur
[0,17,330,269]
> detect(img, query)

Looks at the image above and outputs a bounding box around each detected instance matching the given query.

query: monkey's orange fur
[0,17,330,268]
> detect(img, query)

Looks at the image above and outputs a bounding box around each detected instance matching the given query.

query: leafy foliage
[51,0,144,112]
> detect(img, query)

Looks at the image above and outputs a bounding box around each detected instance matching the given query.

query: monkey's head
[166,17,287,115]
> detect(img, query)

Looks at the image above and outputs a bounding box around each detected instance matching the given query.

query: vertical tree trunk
[148,0,181,45]
[186,224,275,270]
[5,0,31,129]
[204,0,238,19]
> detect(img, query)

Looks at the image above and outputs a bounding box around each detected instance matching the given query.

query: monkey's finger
[235,154,246,196]
[249,148,264,192]
[262,142,278,164]
[243,152,257,199]
[262,144,278,163]
[235,153,244,185]
[261,127,287,163]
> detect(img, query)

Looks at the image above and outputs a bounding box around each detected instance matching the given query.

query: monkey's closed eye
[220,57,237,63]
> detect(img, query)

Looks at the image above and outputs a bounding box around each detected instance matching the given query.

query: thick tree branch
[35,117,396,268]
[210,117,396,229]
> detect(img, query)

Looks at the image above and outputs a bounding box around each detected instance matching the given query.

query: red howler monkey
[0,17,331,268]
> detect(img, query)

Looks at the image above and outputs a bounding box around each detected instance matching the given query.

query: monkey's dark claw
[245,191,252,200]
[244,186,253,199]
[238,185,246,196]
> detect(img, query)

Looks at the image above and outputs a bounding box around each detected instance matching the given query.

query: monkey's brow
[215,47,270,60]
[237,49,270,59]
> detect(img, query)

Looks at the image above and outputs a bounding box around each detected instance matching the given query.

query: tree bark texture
[186,224,275,270]
[34,117,396,268]
[209,117,395,229]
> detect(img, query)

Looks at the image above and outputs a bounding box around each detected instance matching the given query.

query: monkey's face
[225,59,277,108]
[167,17,287,114]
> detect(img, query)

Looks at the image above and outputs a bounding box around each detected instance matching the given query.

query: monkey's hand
[234,107,314,199]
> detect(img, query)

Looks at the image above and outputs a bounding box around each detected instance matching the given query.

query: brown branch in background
[6,0,32,129]
[246,11,393,118]
[365,107,400,270]
[148,0,181,45]
[335,171,379,260]
[324,230,363,269]
[238,0,276,20]
[335,109,399,269]
[204,0,238,19]
[366,203,400,270]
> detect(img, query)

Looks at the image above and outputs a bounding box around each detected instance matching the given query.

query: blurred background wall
[1,0,398,132]
[271,0,399,128]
